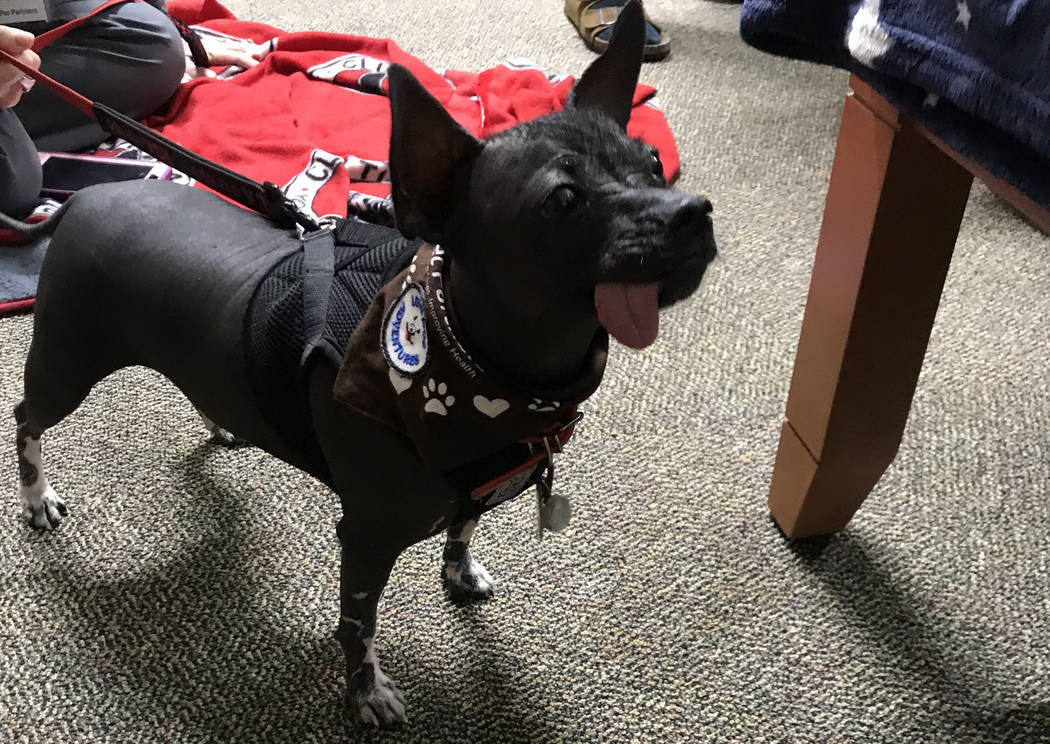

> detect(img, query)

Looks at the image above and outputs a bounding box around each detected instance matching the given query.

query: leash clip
[262,181,322,233]
[297,216,339,239]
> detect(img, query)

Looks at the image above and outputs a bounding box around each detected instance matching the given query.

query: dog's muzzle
[598,188,716,290]
[594,188,717,349]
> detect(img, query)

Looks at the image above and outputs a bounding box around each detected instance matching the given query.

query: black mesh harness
[244,219,419,454]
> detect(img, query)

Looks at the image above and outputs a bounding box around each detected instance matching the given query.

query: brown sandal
[565,0,671,61]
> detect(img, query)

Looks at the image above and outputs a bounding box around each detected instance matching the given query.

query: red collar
[470,410,582,500]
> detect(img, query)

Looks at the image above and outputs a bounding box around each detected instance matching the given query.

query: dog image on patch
[404,313,422,345]
[6,0,716,728]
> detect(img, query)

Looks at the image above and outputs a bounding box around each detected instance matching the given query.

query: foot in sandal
[565,0,670,61]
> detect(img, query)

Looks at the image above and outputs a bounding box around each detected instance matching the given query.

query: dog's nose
[670,196,712,233]
[670,196,717,261]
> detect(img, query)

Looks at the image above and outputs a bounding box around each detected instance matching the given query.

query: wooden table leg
[769,79,974,540]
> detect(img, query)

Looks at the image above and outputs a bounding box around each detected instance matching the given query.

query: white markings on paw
[22,484,66,531]
[18,435,66,530]
[354,636,407,726]
[196,408,243,446]
[465,556,494,591]
[362,636,381,670]
[422,378,454,415]
[445,555,495,597]
[473,395,509,418]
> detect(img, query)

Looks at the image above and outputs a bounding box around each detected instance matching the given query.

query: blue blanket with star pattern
[740,0,1050,209]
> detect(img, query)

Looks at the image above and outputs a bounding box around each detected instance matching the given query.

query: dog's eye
[649,147,664,178]
[544,185,580,217]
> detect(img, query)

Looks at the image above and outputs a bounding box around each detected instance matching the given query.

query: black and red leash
[0,0,317,231]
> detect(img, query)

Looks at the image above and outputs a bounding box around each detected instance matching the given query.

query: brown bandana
[332,243,608,474]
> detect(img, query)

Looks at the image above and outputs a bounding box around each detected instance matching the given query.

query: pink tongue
[594,282,661,349]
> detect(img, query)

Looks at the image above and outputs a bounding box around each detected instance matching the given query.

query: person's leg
[0,109,42,216]
[13,0,184,152]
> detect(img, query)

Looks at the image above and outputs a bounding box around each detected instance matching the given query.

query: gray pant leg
[0,110,42,217]
[12,0,184,152]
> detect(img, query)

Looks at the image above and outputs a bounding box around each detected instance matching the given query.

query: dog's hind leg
[14,400,67,530]
[16,324,117,529]
[441,516,495,605]
[195,408,247,448]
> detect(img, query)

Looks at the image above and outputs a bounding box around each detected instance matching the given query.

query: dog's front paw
[348,674,407,727]
[21,484,67,530]
[443,554,495,606]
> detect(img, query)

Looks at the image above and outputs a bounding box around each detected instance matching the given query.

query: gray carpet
[2,1,1049,742]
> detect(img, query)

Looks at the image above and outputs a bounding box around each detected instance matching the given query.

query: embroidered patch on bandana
[382,282,429,375]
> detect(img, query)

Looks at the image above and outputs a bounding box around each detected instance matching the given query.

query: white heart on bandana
[389,368,413,395]
[473,395,510,418]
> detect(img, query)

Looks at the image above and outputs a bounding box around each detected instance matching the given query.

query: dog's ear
[388,64,482,243]
[567,0,645,129]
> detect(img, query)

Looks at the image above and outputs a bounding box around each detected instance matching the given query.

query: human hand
[201,33,264,69]
[184,32,267,79]
[0,26,40,109]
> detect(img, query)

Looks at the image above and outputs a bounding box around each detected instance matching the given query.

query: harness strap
[298,219,420,373]
[300,227,343,367]
[334,216,402,250]
[335,217,420,285]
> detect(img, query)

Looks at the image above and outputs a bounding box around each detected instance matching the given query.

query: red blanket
[156,0,680,219]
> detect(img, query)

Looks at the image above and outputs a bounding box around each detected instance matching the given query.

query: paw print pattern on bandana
[422,378,455,416]
[528,398,559,412]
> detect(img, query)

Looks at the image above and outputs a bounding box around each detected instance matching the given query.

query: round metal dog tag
[381,282,428,376]
[540,493,572,532]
